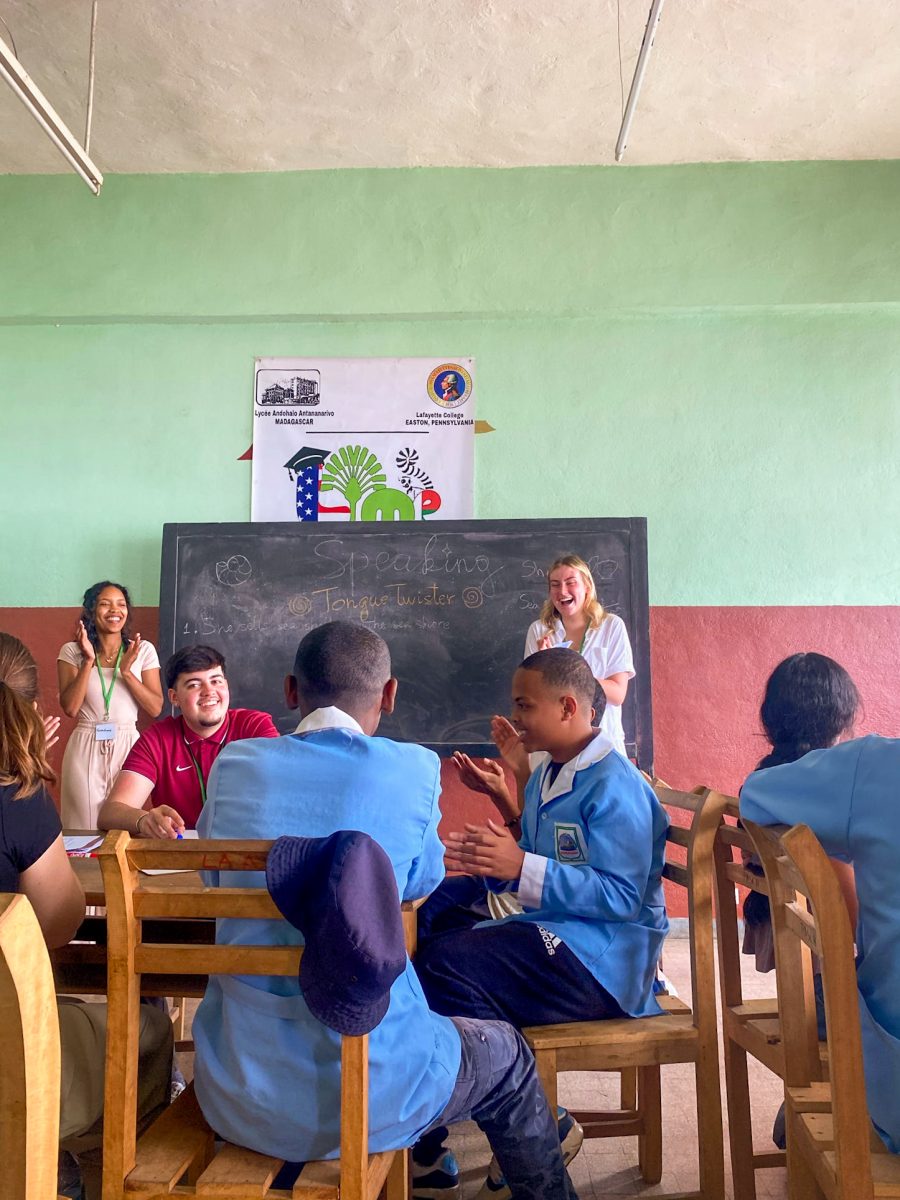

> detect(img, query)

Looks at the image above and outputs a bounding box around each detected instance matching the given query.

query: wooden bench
[742,818,900,1200]
[522,784,727,1199]
[98,831,411,1200]
[0,892,64,1200]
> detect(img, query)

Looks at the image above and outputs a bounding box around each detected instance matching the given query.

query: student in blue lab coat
[741,733,900,1155]
[414,649,668,1199]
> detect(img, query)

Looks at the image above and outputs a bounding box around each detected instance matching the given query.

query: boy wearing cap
[191,621,578,1200]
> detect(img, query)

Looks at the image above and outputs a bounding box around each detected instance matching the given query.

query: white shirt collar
[536,731,616,805]
[292,705,364,735]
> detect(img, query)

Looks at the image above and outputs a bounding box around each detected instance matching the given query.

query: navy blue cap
[265,831,406,1036]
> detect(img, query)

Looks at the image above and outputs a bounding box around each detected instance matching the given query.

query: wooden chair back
[0,892,62,1200]
[98,831,410,1200]
[712,795,795,1200]
[742,819,875,1200]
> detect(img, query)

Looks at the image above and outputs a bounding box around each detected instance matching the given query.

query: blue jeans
[427,1016,579,1200]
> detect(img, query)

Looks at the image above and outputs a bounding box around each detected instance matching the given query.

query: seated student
[98,644,278,837]
[741,731,900,1154]
[0,632,172,1199]
[740,652,860,1151]
[414,648,669,1198]
[743,652,860,974]
[191,621,577,1200]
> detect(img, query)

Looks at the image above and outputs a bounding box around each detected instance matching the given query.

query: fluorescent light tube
[615,0,667,163]
[0,33,103,194]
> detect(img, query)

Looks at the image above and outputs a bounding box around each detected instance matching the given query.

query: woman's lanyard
[95,645,124,719]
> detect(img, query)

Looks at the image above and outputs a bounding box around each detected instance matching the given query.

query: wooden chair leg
[694,1055,726,1200]
[722,1040,758,1200]
[619,1067,637,1111]
[172,996,187,1043]
[383,1148,410,1200]
[534,1049,559,1112]
[637,1065,662,1184]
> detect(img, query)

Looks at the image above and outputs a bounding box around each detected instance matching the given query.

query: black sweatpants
[415,878,624,1028]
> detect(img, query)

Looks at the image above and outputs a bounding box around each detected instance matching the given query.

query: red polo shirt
[120,709,279,827]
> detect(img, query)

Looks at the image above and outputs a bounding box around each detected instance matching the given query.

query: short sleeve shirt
[0,782,62,892]
[120,709,280,827]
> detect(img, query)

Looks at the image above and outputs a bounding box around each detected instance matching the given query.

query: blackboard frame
[159,518,653,771]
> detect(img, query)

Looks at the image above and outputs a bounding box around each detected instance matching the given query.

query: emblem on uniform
[554,823,588,863]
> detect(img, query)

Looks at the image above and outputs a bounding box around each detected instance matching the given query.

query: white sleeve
[57,641,81,666]
[137,639,161,672]
[599,615,635,679]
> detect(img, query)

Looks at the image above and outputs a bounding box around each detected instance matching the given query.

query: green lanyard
[95,645,124,719]
[184,743,208,807]
[182,715,229,808]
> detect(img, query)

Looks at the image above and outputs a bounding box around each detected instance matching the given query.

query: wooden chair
[742,819,900,1200]
[522,784,727,1200]
[98,831,411,1200]
[0,892,63,1200]
[712,795,820,1200]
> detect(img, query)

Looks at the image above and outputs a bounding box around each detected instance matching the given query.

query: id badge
[95,722,115,742]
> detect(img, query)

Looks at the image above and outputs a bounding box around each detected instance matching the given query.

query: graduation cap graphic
[284,446,329,481]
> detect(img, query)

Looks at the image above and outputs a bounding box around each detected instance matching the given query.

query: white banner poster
[251,357,475,523]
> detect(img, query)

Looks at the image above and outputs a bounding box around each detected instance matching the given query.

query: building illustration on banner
[252,357,473,522]
[258,370,321,406]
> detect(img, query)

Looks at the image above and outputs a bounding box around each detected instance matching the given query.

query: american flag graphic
[295,465,320,521]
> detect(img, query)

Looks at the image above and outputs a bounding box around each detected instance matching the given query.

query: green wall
[1,163,899,606]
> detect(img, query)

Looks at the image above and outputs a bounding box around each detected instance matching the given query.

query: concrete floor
[444,937,789,1200]
[177,937,789,1199]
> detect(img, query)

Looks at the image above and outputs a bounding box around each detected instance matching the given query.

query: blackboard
[159,519,652,769]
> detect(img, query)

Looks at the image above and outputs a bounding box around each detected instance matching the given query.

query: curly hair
[79,580,134,655]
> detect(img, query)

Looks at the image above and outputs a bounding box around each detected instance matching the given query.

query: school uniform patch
[554,823,588,863]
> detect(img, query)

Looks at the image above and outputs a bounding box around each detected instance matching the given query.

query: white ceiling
[1,0,898,175]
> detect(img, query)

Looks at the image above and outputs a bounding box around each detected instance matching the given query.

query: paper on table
[140,828,200,874]
[64,834,104,855]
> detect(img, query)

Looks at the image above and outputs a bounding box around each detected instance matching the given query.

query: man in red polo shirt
[98,645,278,837]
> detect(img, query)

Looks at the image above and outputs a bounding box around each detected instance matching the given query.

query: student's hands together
[444,820,525,881]
[136,805,186,839]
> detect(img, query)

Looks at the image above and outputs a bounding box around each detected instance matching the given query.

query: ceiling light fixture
[0,26,103,195]
[615,0,667,163]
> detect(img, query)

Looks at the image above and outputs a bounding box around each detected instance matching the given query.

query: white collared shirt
[292,705,364,736]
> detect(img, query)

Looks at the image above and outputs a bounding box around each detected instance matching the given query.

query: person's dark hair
[519,647,602,715]
[79,580,134,653]
[293,622,391,709]
[0,632,54,799]
[744,651,860,929]
[164,645,227,691]
[757,652,859,770]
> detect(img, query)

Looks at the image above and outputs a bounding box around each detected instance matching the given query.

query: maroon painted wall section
[4,604,898,916]
[650,606,900,796]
